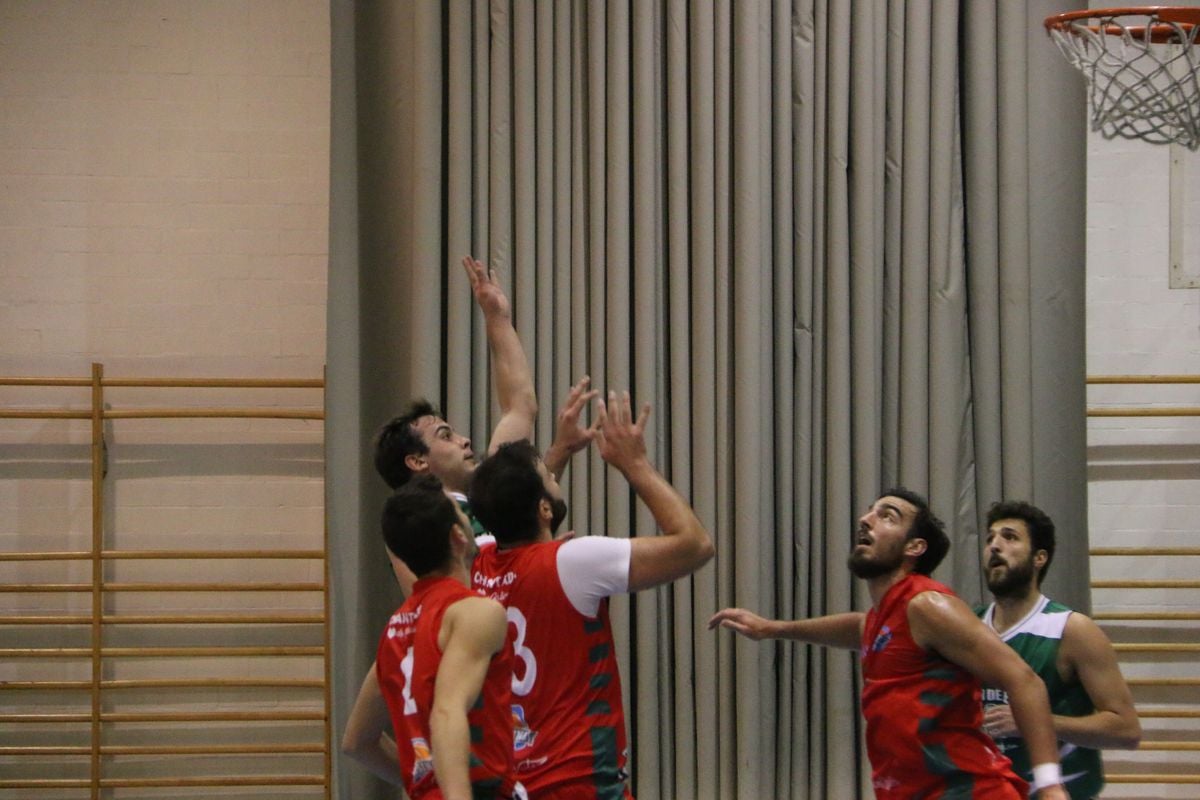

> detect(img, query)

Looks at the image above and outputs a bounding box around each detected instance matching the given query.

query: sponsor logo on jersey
[869,625,893,654]
[511,704,538,752]
[981,686,1009,705]
[387,604,422,638]
[411,737,434,783]
[474,569,519,592]
[873,775,901,791]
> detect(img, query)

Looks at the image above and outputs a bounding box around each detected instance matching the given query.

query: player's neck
[866,568,911,609]
[990,584,1041,634]
[496,528,551,551]
[423,556,472,587]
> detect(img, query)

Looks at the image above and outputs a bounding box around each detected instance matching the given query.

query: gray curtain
[327,2,1088,799]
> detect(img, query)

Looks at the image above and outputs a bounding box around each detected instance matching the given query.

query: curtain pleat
[329,1,1088,797]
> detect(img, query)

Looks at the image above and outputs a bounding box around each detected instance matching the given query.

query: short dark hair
[468,440,545,545]
[986,500,1056,584]
[380,475,460,576]
[373,400,439,489]
[883,487,949,576]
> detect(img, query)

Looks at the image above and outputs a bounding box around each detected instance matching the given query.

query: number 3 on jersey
[506,606,537,696]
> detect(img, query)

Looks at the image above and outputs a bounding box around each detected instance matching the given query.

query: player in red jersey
[467,391,715,799]
[710,489,1070,800]
[342,476,526,800]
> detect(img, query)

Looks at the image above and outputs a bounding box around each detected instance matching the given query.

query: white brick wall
[0,2,329,793]
[0,0,329,376]
[1086,127,1200,797]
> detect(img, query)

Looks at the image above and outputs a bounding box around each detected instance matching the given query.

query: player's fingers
[570,375,591,397]
[634,401,651,432]
[707,608,739,628]
[461,256,479,285]
[604,391,619,425]
[562,379,590,412]
[573,389,599,415]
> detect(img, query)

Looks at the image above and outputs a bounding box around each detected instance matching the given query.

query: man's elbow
[340,733,363,759]
[1114,716,1142,750]
[688,527,715,569]
[517,392,538,419]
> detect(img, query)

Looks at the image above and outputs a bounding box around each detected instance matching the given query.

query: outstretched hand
[595,390,651,475]
[707,608,775,641]
[541,376,601,479]
[554,376,600,456]
[461,256,511,320]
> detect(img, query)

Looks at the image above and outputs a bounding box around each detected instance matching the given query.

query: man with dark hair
[342,476,526,800]
[373,256,598,589]
[978,500,1140,799]
[467,391,715,799]
[709,490,1069,800]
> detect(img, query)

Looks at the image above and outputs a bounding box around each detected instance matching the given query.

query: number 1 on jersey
[399,646,417,715]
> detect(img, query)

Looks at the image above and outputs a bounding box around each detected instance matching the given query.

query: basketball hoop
[1045,6,1200,150]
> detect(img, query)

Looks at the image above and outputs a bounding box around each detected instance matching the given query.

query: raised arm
[542,376,600,479]
[984,612,1141,750]
[461,256,537,454]
[707,608,864,650]
[595,391,714,591]
[341,663,404,786]
[430,597,508,800]
[908,592,1068,800]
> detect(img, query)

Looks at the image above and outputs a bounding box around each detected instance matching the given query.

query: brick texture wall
[0,2,330,793]
[1086,130,1200,798]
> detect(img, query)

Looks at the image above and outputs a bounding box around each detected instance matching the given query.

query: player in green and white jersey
[371,257,598,596]
[977,501,1141,800]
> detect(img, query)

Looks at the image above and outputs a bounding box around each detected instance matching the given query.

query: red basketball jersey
[376,576,518,800]
[473,539,631,799]
[860,573,1027,800]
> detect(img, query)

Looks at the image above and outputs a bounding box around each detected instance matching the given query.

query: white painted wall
[1086,130,1200,798]
[0,1,329,795]
[3,0,1197,796]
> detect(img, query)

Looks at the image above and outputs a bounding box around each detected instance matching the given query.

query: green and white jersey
[449,491,489,538]
[977,595,1103,800]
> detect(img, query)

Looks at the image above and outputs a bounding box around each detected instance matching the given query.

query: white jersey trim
[556,536,632,618]
[983,594,1071,642]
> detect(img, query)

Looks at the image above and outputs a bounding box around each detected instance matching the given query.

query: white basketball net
[1048,10,1200,150]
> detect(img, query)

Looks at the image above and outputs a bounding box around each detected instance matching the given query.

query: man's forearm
[430,708,473,800]
[1006,678,1065,770]
[1054,710,1142,750]
[542,440,571,480]
[623,460,702,540]
[343,732,404,786]
[770,613,863,650]
[486,316,537,418]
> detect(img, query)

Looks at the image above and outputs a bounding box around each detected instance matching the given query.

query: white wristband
[1031,762,1062,792]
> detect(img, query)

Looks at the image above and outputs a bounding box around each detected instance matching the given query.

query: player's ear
[449,522,471,553]
[1033,548,1049,570]
[404,453,428,473]
[904,537,928,559]
[537,496,553,524]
